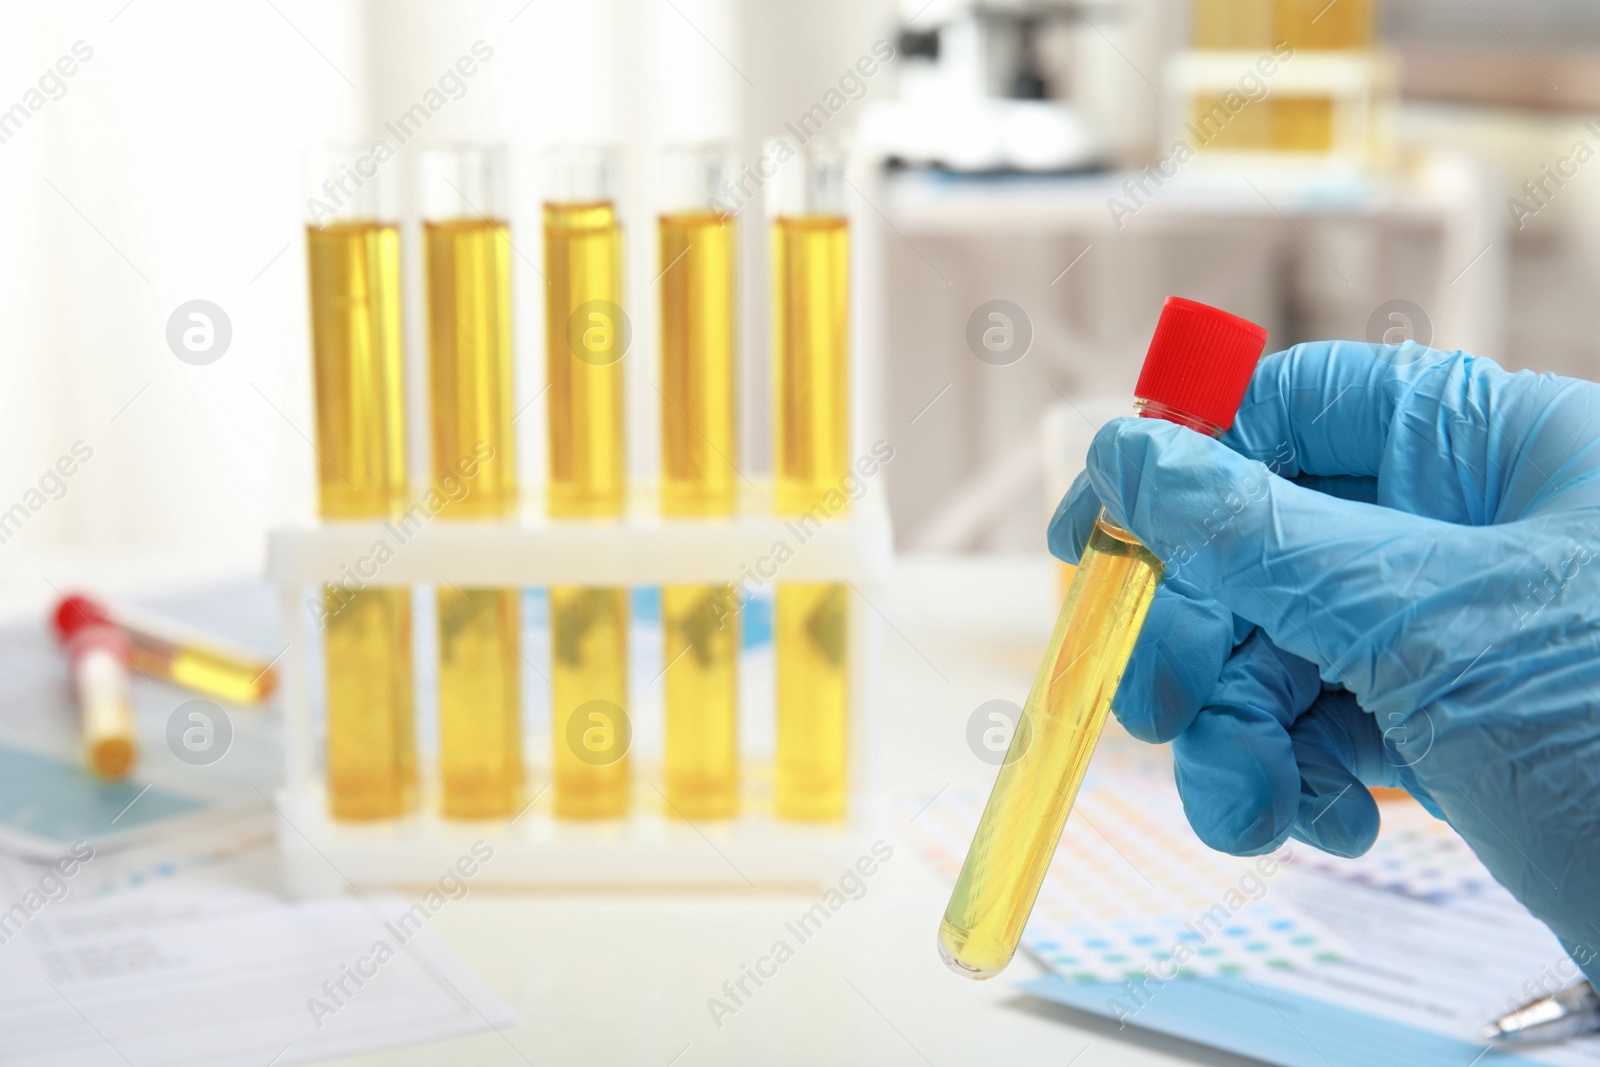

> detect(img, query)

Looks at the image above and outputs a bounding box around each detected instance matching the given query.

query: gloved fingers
[1109,587,1233,744]
[1286,690,1384,857]
[1227,341,1600,522]
[1171,631,1322,856]
[1083,416,1495,693]
[1047,469,1103,565]
[1292,473,1378,504]
[1221,340,1452,480]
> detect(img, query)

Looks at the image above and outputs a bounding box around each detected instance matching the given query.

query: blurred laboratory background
[4,0,1597,579]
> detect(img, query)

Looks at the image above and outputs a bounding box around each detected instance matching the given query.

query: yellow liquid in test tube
[425,216,522,819]
[546,192,628,818]
[939,295,1266,979]
[323,586,417,819]
[659,207,740,818]
[663,585,739,818]
[660,211,738,516]
[124,631,277,705]
[773,215,850,516]
[773,212,851,822]
[306,221,416,820]
[545,201,625,519]
[551,586,631,819]
[776,582,849,821]
[940,519,1161,976]
[306,223,409,518]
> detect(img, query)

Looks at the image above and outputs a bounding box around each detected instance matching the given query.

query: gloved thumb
[1083,417,1495,702]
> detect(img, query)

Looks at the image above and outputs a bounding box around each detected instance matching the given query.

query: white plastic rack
[267,484,894,896]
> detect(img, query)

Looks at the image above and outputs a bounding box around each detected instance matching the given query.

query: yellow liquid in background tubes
[1191,0,1372,50]
[323,587,417,820]
[545,201,625,519]
[126,638,276,705]
[551,586,631,819]
[546,201,628,819]
[436,587,522,818]
[306,221,416,820]
[426,217,522,819]
[659,211,737,516]
[940,516,1162,977]
[776,582,849,821]
[659,210,740,818]
[663,584,739,819]
[306,222,408,519]
[773,215,849,517]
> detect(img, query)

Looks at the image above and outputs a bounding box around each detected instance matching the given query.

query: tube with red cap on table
[937,297,1270,980]
[51,594,279,780]
[52,597,139,780]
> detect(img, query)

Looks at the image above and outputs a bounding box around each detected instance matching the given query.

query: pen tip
[1481,1024,1506,1041]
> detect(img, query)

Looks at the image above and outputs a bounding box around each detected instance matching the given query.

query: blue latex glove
[1050,340,1600,984]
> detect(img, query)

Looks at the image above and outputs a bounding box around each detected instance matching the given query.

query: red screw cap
[53,594,114,643]
[1134,296,1269,433]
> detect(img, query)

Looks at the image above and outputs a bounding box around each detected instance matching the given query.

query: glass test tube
[939,298,1267,979]
[659,145,740,818]
[52,598,138,780]
[769,142,850,822]
[56,594,277,704]
[304,146,416,820]
[1191,0,1374,154]
[422,145,523,819]
[543,146,630,819]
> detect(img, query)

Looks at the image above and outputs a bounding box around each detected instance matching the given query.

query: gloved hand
[1050,339,1600,984]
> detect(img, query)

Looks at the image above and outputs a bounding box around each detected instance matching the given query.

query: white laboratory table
[321,555,1259,1067]
[4,551,1261,1067]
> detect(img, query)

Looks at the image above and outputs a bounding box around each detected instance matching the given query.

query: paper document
[0,882,517,1067]
[907,759,1600,1067]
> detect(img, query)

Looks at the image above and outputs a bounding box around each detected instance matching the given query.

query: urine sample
[551,586,631,819]
[1274,0,1373,51]
[775,582,849,821]
[544,146,631,819]
[939,298,1267,979]
[1191,93,1335,153]
[544,145,627,519]
[769,142,850,517]
[659,145,741,819]
[304,146,416,820]
[659,145,739,517]
[1192,0,1273,49]
[663,584,740,819]
[422,145,523,819]
[52,598,137,780]
[55,594,277,705]
[323,586,416,819]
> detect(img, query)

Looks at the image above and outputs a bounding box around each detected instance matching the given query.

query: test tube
[769,142,850,822]
[54,594,277,705]
[543,146,630,818]
[52,598,137,780]
[659,145,740,819]
[770,142,850,517]
[304,146,416,821]
[938,298,1267,979]
[422,145,523,819]
[1273,0,1373,51]
[775,582,849,821]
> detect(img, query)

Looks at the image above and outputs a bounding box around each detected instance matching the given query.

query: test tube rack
[1164,49,1397,170]
[267,484,893,896]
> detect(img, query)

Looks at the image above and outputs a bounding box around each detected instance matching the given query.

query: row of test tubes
[1188,0,1378,155]
[303,142,853,826]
